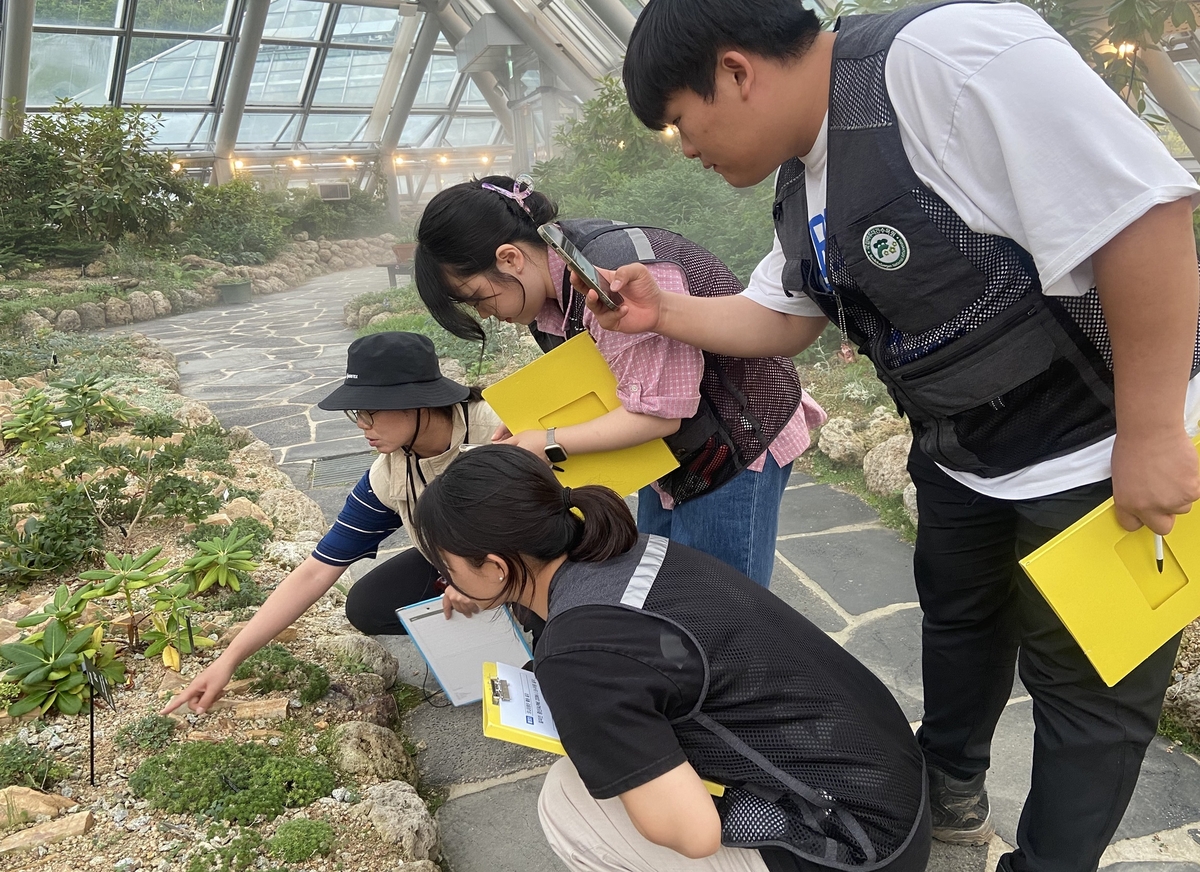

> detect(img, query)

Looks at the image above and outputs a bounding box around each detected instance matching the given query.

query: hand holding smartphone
[537,223,625,310]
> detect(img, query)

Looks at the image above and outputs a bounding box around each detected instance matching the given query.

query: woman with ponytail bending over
[413,175,826,588]
[412,444,929,872]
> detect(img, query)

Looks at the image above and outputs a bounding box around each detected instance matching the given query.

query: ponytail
[414,176,559,343]
[412,445,637,606]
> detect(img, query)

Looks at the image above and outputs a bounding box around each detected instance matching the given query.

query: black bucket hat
[318,332,470,412]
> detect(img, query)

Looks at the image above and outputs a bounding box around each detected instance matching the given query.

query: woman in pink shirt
[413,175,825,587]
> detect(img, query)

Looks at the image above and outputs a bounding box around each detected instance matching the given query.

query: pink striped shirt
[538,250,827,507]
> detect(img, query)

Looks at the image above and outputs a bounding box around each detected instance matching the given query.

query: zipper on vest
[896,304,1039,382]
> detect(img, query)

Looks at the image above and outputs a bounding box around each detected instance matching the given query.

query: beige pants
[537,758,771,872]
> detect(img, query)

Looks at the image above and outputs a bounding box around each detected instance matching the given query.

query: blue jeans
[637,453,792,587]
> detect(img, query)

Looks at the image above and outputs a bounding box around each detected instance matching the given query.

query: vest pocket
[835,192,986,334]
[890,306,1056,417]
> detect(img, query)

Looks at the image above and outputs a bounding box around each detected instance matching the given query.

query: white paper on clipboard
[396,597,533,706]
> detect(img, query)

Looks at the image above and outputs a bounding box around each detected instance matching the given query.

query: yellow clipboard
[1019,434,1200,687]
[483,662,725,797]
[482,333,679,496]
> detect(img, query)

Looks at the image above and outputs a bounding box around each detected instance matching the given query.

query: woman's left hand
[442,585,482,619]
[499,429,550,464]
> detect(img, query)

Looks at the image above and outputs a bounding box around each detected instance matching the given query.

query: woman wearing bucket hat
[162,331,506,717]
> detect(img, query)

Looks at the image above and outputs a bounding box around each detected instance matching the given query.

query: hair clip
[482,173,535,216]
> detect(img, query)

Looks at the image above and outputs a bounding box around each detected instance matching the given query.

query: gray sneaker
[928,766,995,845]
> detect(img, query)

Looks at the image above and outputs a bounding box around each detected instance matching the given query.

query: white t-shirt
[744,1,1200,500]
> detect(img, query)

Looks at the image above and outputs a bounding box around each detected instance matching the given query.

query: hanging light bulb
[394,155,404,165]
[480,155,490,165]
[438,155,448,165]
[291,157,303,168]
[344,156,356,167]
[171,162,182,172]
[1117,41,1137,60]
[233,159,244,170]
[663,126,676,138]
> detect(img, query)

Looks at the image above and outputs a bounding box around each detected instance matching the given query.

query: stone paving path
[120,268,1200,872]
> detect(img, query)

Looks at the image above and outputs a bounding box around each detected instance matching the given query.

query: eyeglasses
[343,409,379,426]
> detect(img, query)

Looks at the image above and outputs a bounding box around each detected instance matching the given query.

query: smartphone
[537,223,625,310]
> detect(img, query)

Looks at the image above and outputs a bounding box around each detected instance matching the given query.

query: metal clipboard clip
[489,677,511,705]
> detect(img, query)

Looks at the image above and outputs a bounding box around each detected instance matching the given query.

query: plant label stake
[81,657,115,787]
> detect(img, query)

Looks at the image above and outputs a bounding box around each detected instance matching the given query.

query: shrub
[0,737,71,789]
[181,424,231,462]
[132,413,181,438]
[265,818,335,862]
[233,643,329,705]
[129,740,335,823]
[116,714,178,751]
[0,485,104,585]
[273,183,398,240]
[181,180,285,260]
[186,829,274,872]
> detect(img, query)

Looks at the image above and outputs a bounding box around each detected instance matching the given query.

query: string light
[344,156,355,167]
[233,159,244,170]
[291,157,302,168]
[438,155,448,164]
[1117,41,1137,60]
[480,155,490,164]
[394,156,404,165]
[170,162,182,172]
[663,126,676,138]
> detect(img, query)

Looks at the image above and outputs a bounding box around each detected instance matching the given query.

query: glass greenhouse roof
[8,0,644,161]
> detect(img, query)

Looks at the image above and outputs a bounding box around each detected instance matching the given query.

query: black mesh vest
[532,218,805,504]
[540,536,926,869]
[773,2,1200,476]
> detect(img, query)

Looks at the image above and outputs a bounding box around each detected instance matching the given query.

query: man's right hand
[580,264,665,335]
[160,658,236,717]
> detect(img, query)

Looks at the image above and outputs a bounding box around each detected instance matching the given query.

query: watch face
[546,445,568,464]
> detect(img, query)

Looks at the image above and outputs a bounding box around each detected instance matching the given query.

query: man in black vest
[592,1,1200,870]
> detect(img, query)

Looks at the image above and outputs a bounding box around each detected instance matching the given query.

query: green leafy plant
[186,828,270,872]
[181,179,285,260]
[149,473,221,524]
[0,595,124,716]
[1,388,63,452]
[233,643,329,705]
[0,485,103,585]
[181,530,258,593]
[116,713,179,751]
[266,818,335,862]
[79,546,173,648]
[142,579,214,670]
[131,412,181,438]
[52,374,112,436]
[0,737,71,789]
[129,740,335,823]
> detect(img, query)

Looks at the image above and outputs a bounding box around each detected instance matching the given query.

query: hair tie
[562,486,573,511]
[481,174,535,216]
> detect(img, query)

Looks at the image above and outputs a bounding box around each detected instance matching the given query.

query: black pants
[344,547,545,643]
[908,445,1180,872]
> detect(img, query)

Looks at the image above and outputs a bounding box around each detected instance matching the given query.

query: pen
[1155,534,1164,574]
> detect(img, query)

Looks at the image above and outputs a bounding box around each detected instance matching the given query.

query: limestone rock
[35,307,56,322]
[232,439,276,469]
[199,512,232,527]
[861,406,908,453]
[180,254,225,270]
[104,297,132,326]
[221,496,274,530]
[818,417,867,465]
[264,539,318,571]
[216,621,297,648]
[319,634,399,688]
[54,309,81,332]
[233,698,289,721]
[367,313,394,327]
[438,357,465,383]
[16,311,51,336]
[396,863,441,872]
[173,399,215,428]
[148,290,172,316]
[333,723,417,784]
[76,301,106,329]
[363,780,438,861]
[257,488,326,536]
[903,482,918,528]
[863,434,913,496]
[323,674,399,729]
[0,786,74,819]
[83,260,106,277]
[127,291,155,321]
[0,810,94,855]
[115,277,141,291]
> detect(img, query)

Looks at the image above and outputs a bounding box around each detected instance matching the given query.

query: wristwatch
[545,428,569,465]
